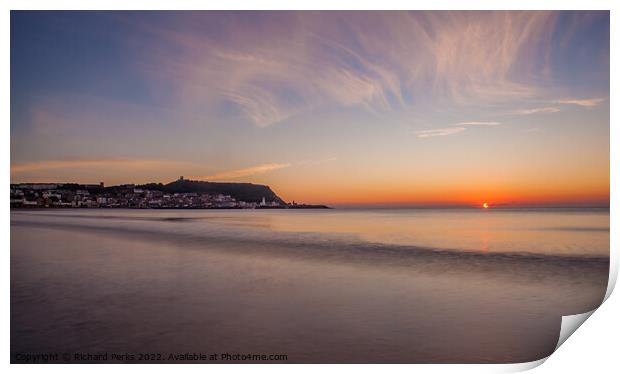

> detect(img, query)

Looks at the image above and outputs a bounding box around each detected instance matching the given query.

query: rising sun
[482,202,489,209]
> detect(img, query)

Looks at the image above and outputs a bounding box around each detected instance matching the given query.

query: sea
[10,208,610,363]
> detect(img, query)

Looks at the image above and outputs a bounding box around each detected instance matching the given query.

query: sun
[482,202,489,209]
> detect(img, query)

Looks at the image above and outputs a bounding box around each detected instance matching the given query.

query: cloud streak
[515,107,561,115]
[416,127,466,138]
[417,120,501,138]
[192,163,291,181]
[513,97,606,116]
[553,97,606,107]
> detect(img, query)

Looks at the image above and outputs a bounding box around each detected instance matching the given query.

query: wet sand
[10,210,609,363]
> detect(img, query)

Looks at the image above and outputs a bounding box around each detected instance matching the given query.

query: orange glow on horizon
[274,182,610,207]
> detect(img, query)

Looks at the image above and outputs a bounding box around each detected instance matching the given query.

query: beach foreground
[11,209,609,363]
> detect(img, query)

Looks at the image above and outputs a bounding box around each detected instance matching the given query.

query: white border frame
[3,2,617,373]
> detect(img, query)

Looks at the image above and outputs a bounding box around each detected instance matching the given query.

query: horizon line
[9,179,609,209]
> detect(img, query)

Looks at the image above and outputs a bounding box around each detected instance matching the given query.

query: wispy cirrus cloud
[191,163,291,181]
[416,127,466,138]
[416,120,501,138]
[553,97,606,107]
[513,97,606,116]
[224,90,296,128]
[515,107,561,115]
[129,11,565,127]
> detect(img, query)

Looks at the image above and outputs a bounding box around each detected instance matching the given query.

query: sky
[10,11,610,206]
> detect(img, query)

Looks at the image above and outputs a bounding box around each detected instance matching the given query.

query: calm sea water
[11,208,609,363]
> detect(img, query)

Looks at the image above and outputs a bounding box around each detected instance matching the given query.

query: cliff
[136,179,286,204]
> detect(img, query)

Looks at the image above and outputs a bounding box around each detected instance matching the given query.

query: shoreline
[10,205,331,210]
